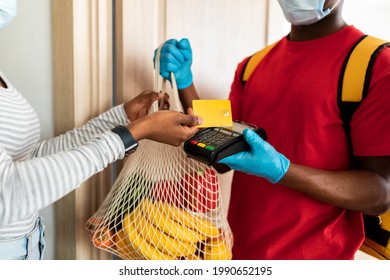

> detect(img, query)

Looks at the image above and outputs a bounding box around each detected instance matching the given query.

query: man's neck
[288,10,347,42]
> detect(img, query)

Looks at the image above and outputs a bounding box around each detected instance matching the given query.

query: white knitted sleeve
[0,130,125,225]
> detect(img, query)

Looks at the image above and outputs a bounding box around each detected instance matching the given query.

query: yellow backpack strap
[241,41,279,83]
[363,214,390,259]
[338,35,390,139]
[340,35,390,259]
[340,35,390,102]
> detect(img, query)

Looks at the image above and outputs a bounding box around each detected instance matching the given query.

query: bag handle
[152,43,183,113]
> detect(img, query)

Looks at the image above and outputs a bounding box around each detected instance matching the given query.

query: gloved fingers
[160,52,183,66]
[218,155,236,167]
[161,43,186,64]
[180,49,192,61]
[178,38,191,49]
[153,39,184,65]
[244,128,280,155]
[164,38,180,46]
[218,151,248,165]
[159,62,181,78]
[178,38,192,60]
[217,129,260,166]
[243,129,266,149]
[160,70,171,80]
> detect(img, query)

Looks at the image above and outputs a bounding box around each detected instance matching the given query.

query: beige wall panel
[165,0,268,214]
[115,0,166,187]
[53,0,113,260]
[116,0,165,104]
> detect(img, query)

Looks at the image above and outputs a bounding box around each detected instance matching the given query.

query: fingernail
[197,117,204,125]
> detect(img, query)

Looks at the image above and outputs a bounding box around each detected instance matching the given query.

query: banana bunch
[122,198,221,260]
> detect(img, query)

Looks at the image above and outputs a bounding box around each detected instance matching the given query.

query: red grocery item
[183,168,219,213]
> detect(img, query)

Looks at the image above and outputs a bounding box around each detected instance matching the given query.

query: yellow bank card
[192,99,233,128]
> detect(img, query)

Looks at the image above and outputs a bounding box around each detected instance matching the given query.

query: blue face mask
[0,0,17,29]
[277,0,340,26]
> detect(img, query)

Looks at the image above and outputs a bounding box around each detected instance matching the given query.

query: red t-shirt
[227,25,390,260]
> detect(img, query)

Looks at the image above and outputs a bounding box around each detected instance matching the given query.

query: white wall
[343,0,390,39]
[0,0,55,260]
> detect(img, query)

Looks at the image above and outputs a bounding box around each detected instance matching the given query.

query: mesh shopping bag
[85,43,233,260]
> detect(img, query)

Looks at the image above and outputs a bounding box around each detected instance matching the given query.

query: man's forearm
[278,163,390,216]
[178,83,200,112]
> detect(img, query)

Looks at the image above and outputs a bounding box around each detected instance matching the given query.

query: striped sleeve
[0,130,125,225]
[31,104,129,157]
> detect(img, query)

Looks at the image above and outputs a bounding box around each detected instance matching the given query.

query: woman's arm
[32,91,168,157]
[31,105,128,157]
[0,105,201,225]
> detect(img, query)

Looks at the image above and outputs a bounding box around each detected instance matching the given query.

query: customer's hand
[128,110,203,146]
[219,129,290,183]
[124,90,169,122]
[154,38,193,90]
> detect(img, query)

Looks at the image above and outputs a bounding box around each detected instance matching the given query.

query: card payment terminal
[183,121,267,173]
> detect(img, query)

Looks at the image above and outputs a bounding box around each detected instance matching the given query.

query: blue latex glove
[153,38,193,89]
[219,129,290,184]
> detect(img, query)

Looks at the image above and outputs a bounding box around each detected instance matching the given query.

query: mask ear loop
[326,0,342,14]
